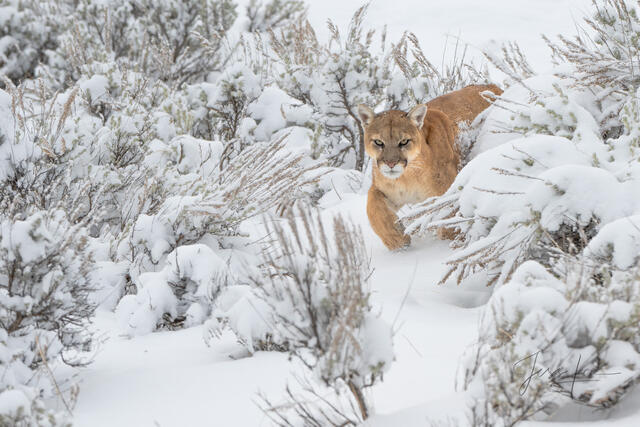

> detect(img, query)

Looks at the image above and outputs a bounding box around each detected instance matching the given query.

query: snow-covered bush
[244,0,307,33]
[403,72,640,425]
[0,82,100,423]
[0,210,96,409]
[1,209,95,359]
[0,1,329,341]
[66,63,179,233]
[0,1,62,86]
[131,0,238,85]
[115,137,322,334]
[182,63,264,162]
[116,243,229,335]
[546,0,640,92]
[1,65,180,311]
[460,258,640,425]
[391,32,489,109]
[522,0,640,139]
[402,1,640,423]
[0,386,72,426]
[268,5,394,170]
[208,206,394,423]
[8,0,238,88]
[172,60,341,210]
[431,83,640,423]
[403,73,639,287]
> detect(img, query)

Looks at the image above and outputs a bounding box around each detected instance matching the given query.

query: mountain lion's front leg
[367,188,410,250]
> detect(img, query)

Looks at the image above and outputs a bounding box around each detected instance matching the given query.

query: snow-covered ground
[74,198,640,426]
[73,193,483,426]
[66,1,640,426]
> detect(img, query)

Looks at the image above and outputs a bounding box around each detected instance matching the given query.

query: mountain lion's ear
[407,104,428,129]
[357,104,375,127]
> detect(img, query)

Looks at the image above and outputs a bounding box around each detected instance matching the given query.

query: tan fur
[359,84,503,250]
[427,84,503,127]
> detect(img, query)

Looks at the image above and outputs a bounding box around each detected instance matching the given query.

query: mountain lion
[357,84,502,250]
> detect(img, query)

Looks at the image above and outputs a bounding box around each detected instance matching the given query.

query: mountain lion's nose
[385,161,397,168]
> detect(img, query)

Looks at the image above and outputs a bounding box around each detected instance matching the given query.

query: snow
[116,244,229,336]
[1,213,51,263]
[207,284,273,352]
[247,86,297,141]
[75,198,486,425]
[79,74,110,103]
[74,311,292,427]
[0,389,31,417]
[585,215,640,269]
[89,261,129,310]
[528,165,636,231]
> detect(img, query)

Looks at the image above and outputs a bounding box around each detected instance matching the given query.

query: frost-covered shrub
[9,0,238,88]
[133,0,238,85]
[0,210,95,360]
[0,80,86,216]
[0,386,71,427]
[391,32,489,109]
[0,212,93,421]
[0,82,101,423]
[180,62,327,180]
[518,0,640,138]
[460,259,640,425]
[182,63,264,162]
[171,63,334,211]
[71,63,177,231]
[1,66,178,307]
[2,63,173,230]
[244,0,307,33]
[402,3,640,422]
[116,244,229,335]
[269,5,394,170]
[208,206,394,423]
[403,74,640,288]
[585,215,640,269]
[47,0,137,87]
[0,1,61,85]
[115,137,322,334]
[0,98,96,426]
[546,0,640,92]
[0,210,97,423]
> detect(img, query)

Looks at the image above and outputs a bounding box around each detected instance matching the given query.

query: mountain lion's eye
[399,139,411,147]
[373,139,384,147]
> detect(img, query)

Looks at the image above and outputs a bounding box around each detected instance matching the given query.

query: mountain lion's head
[357,104,428,179]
